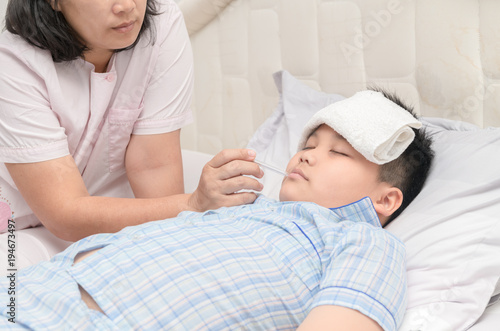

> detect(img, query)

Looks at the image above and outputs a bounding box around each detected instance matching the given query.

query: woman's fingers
[216,159,264,181]
[189,149,265,211]
[204,149,264,181]
[207,149,257,169]
[210,172,264,195]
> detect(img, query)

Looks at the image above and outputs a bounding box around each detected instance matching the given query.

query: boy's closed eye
[302,144,350,157]
[330,150,349,157]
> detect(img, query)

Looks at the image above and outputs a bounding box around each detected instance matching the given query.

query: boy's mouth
[289,168,308,180]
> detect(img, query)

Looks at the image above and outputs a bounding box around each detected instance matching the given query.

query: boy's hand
[188,149,264,212]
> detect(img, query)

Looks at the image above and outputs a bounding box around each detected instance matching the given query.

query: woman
[0,0,262,269]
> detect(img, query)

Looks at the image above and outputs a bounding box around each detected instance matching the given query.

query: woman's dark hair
[5,0,160,62]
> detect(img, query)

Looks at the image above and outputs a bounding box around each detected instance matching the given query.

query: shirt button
[113,282,126,292]
[106,73,115,82]
[131,234,142,241]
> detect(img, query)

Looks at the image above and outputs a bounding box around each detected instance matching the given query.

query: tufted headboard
[1,0,498,155]
[178,0,500,155]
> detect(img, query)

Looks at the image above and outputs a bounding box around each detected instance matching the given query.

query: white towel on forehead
[297,90,422,164]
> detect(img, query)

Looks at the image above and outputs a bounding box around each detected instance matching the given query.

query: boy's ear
[372,186,403,224]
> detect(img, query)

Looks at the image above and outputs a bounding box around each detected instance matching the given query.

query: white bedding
[471,298,500,331]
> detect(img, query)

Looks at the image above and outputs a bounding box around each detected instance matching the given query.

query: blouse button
[106,73,115,82]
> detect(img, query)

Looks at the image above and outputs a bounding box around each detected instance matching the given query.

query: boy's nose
[299,150,316,165]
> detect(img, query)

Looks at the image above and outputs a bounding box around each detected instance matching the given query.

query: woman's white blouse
[0,0,194,230]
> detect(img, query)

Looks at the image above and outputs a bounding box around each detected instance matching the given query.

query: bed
[1,0,499,329]
[177,0,500,330]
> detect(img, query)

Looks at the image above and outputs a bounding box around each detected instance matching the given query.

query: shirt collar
[256,194,382,228]
[328,196,382,228]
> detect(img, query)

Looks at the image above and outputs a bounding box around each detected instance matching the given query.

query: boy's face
[279,124,387,209]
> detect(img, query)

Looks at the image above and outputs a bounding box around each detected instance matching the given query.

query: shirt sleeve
[311,224,407,331]
[132,0,194,135]
[0,38,69,163]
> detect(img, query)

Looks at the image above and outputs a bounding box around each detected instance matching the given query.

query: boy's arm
[297,305,383,331]
[303,222,407,331]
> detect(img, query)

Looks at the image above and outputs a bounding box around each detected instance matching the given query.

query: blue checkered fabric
[0,196,406,330]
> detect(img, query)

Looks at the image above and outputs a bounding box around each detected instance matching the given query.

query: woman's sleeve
[0,41,69,163]
[133,0,194,135]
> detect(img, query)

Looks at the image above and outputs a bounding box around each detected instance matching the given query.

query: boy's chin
[278,189,303,203]
[278,189,288,202]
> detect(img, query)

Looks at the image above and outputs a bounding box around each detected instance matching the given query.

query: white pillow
[248,71,500,330]
[387,117,500,331]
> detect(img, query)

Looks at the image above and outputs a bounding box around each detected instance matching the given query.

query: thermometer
[254,160,288,176]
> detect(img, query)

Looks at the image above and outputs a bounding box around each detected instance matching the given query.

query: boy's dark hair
[369,87,434,226]
[4,0,160,62]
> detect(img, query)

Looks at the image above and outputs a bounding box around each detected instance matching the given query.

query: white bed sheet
[469,301,500,331]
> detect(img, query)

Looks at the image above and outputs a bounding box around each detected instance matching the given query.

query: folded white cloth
[297,90,422,164]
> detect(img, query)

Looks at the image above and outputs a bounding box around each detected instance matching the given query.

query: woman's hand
[188,149,264,211]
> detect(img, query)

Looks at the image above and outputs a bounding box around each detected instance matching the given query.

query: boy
[0,90,433,330]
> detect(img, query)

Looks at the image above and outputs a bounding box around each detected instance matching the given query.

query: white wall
[0,0,7,28]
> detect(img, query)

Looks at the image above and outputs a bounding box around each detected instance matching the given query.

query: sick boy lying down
[0,89,433,331]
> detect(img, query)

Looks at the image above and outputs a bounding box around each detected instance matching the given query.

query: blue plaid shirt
[1,196,407,330]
